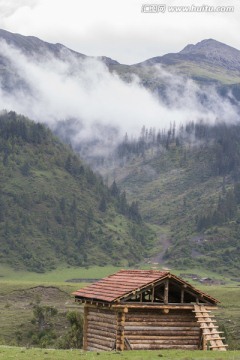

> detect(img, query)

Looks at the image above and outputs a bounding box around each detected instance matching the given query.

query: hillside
[98,122,240,276]
[0,111,155,272]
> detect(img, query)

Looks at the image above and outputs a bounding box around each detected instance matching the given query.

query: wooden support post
[202,332,207,350]
[116,308,127,351]
[164,279,169,304]
[152,286,155,303]
[83,305,89,350]
[181,289,184,303]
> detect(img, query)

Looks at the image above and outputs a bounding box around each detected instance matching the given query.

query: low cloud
[0,39,239,156]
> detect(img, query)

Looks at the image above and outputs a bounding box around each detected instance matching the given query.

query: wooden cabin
[73,270,227,351]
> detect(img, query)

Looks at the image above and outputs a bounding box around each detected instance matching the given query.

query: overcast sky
[0,0,239,64]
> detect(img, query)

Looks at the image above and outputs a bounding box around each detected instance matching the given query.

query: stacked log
[124,309,200,350]
[84,307,203,351]
[86,307,117,351]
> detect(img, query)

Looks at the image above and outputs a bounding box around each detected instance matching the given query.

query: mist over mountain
[0,29,240,166]
[0,28,84,58]
[0,28,119,65]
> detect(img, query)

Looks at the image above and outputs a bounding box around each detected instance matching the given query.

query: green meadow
[0,264,239,358]
[0,264,121,283]
[0,347,240,360]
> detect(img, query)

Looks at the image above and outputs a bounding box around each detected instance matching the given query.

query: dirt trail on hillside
[150,232,171,265]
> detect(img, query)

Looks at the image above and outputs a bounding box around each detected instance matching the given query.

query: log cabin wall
[123,308,201,350]
[85,306,117,351]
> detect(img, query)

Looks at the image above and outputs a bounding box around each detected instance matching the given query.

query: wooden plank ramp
[193,305,227,351]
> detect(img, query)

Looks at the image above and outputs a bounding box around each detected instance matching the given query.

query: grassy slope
[111,61,240,87]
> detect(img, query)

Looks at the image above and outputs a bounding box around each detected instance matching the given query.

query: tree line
[116,120,240,180]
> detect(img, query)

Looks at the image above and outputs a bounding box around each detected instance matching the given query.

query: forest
[98,119,240,274]
[0,111,154,272]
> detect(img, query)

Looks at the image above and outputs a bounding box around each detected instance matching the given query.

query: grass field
[1,347,240,360]
[0,265,121,283]
[0,263,235,283]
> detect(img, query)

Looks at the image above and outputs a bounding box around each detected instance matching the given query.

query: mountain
[0,29,240,88]
[179,39,240,70]
[139,39,240,71]
[0,28,120,93]
[0,28,119,64]
[0,28,85,59]
[0,111,154,272]
[1,29,240,108]
[0,28,119,66]
[99,121,240,276]
[111,39,240,102]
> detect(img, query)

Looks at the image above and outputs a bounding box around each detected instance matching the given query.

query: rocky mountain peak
[180,39,240,70]
[180,39,225,53]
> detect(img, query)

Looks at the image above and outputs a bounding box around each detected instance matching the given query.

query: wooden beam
[124,337,132,350]
[202,333,207,351]
[124,326,200,331]
[209,344,228,349]
[87,336,113,348]
[124,330,200,336]
[162,308,169,314]
[127,335,200,340]
[181,289,184,304]
[129,344,199,350]
[116,308,126,351]
[167,277,217,305]
[164,279,169,304]
[197,320,217,323]
[88,327,116,339]
[113,304,198,309]
[83,305,89,350]
[117,276,170,302]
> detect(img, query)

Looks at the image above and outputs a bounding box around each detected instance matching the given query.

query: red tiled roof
[73,269,219,304]
[73,269,169,302]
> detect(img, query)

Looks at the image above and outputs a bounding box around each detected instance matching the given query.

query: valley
[0,29,240,355]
